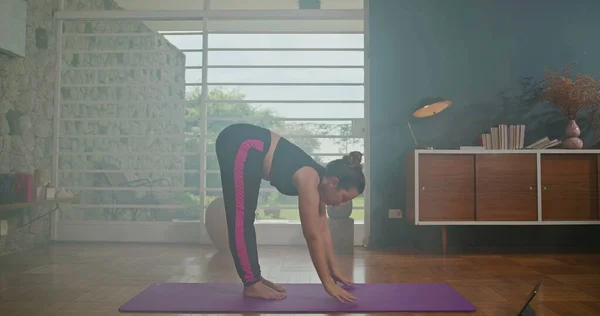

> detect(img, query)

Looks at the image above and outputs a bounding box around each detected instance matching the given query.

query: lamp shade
[412,97,452,118]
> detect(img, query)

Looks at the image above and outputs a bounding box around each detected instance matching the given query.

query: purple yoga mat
[119,283,476,313]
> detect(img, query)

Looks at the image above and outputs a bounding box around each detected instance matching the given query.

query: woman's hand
[319,202,353,287]
[330,268,353,286]
[324,281,357,303]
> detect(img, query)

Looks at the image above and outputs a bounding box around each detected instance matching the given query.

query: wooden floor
[0,243,599,315]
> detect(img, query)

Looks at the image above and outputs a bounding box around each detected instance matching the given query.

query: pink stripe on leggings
[233,139,264,284]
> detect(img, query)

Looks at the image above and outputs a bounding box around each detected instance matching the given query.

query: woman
[215,123,365,303]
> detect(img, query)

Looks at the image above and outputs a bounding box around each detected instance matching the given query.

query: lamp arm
[407,120,418,147]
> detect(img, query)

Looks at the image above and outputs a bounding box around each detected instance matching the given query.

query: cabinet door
[541,154,599,221]
[475,154,538,221]
[418,154,475,221]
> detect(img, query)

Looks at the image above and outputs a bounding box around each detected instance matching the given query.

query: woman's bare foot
[261,277,286,292]
[243,282,286,300]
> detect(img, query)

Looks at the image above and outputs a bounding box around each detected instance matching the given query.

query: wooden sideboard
[406,149,600,253]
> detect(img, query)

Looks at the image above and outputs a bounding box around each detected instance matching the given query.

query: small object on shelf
[525,137,562,149]
[14,173,34,203]
[37,186,45,200]
[0,174,15,204]
[564,118,584,149]
[481,124,526,149]
[56,188,74,198]
[45,182,56,200]
[459,146,484,151]
[33,169,41,200]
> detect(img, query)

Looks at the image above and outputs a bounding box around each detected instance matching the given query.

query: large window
[53,0,367,243]
[178,27,366,223]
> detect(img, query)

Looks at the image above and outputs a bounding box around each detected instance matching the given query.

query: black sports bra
[268,137,326,196]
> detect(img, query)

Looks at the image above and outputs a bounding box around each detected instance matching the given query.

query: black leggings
[215,123,271,286]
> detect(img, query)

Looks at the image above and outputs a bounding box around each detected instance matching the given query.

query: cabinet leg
[441,226,447,255]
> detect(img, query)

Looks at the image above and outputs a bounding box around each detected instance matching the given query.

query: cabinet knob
[529,186,533,190]
[421,186,425,191]
[543,186,547,190]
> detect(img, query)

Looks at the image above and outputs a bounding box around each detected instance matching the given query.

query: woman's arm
[319,202,337,270]
[294,168,356,303]
[295,168,333,288]
[320,203,353,286]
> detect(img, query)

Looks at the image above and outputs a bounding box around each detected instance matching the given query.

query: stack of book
[479,125,562,149]
[480,124,526,149]
[525,137,562,149]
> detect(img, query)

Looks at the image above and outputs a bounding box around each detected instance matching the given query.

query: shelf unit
[0,197,80,213]
[406,149,600,253]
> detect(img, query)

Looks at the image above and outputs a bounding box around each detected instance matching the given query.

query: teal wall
[368,0,600,249]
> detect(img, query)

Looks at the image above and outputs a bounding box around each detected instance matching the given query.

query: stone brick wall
[0,0,186,256]
[0,0,57,174]
[0,0,59,257]
[57,20,186,221]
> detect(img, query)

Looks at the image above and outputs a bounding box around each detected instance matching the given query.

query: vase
[564,119,583,149]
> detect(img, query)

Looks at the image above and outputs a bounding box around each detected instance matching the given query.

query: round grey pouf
[326,200,353,219]
[204,197,230,253]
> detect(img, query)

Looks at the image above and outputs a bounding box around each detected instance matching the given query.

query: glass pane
[205,153,352,172]
[208,51,363,66]
[63,0,204,11]
[86,34,178,51]
[203,133,363,155]
[162,34,203,50]
[62,20,199,36]
[268,120,355,136]
[60,103,187,120]
[185,69,204,84]
[207,20,363,33]
[205,155,220,171]
[184,52,204,66]
[207,68,363,84]
[205,85,363,101]
[202,189,365,222]
[61,69,183,85]
[284,137,364,157]
[185,86,203,98]
[202,119,363,157]
[209,0,363,10]
[208,34,363,49]
[58,188,202,222]
[186,100,364,121]
[153,21,203,32]
[253,102,364,119]
[203,120,357,137]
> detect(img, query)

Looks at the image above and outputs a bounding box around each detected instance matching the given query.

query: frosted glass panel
[0,0,26,57]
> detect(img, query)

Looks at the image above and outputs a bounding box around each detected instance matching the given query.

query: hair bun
[343,151,363,167]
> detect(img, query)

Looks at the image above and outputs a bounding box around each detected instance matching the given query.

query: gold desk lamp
[407,97,452,150]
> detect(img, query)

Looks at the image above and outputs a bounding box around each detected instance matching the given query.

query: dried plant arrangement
[538,61,600,119]
[538,62,600,148]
